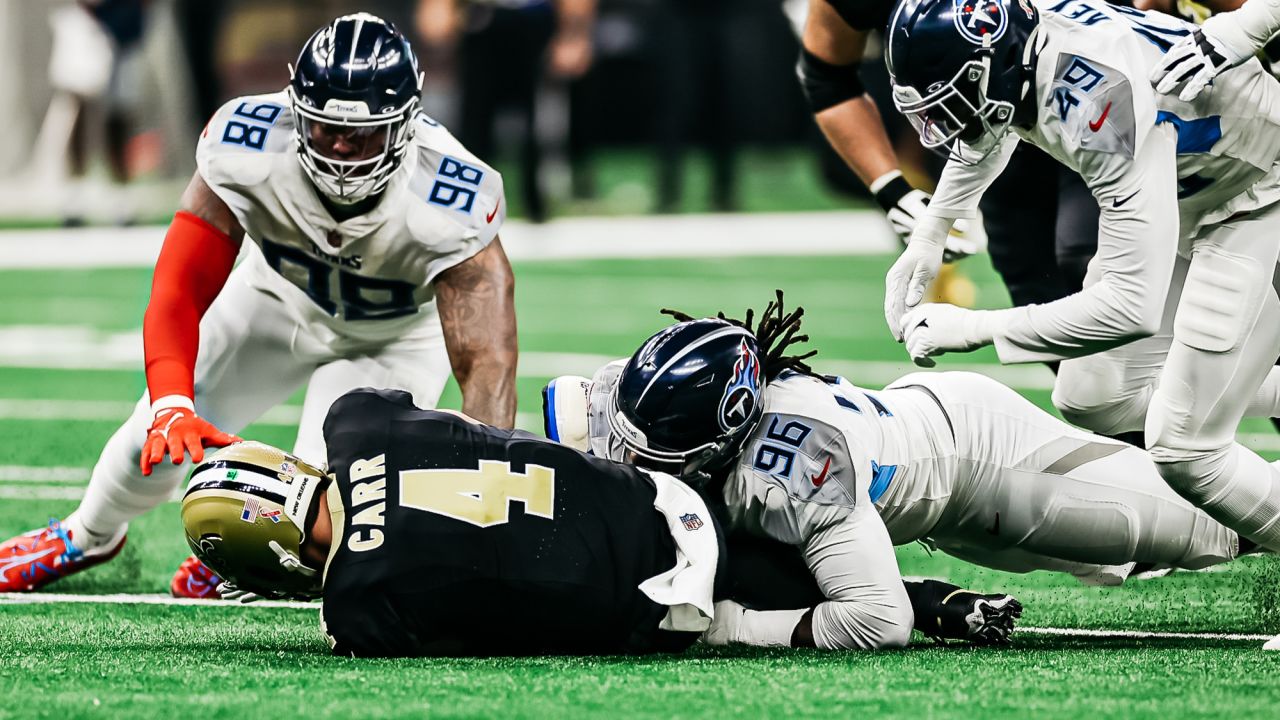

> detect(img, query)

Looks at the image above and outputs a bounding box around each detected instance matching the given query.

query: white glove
[700,599,807,648]
[1151,17,1255,102]
[217,581,263,604]
[884,228,948,341]
[871,170,984,262]
[900,303,1001,367]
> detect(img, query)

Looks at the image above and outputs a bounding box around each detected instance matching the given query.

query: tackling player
[183,388,1013,656]
[182,388,719,657]
[0,14,517,596]
[879,0,1280,638]
[544,294,1254,649]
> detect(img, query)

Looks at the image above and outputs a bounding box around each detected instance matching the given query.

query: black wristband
[872,173,914,213]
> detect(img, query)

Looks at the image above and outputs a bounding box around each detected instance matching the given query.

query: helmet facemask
[893,53,1016,165]
[288,73,422,205]
[604,382,760,485]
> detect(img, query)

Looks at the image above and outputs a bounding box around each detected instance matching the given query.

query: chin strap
[269,540,318,577]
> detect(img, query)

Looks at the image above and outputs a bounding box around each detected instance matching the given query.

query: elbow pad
[797,48,865,113]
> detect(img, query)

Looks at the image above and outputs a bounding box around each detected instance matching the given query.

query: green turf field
[2,251,1279,719]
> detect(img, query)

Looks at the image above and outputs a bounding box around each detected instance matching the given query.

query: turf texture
[1,253,1279,719]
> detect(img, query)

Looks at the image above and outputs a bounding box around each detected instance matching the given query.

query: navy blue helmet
[608,319,765,480]
[887,0,1039,162]
[289,13,422,203]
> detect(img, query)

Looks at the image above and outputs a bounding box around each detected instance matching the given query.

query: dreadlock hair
[661,289,820,382]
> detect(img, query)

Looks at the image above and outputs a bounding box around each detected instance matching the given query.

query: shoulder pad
[1045,53,1139,157]
[741,412,860,508]
[404,114,506,244]
[196,92,294,188]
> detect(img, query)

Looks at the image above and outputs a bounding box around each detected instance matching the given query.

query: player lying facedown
[183,388,721,657]
[0,14,517,596]
[543,293,1258,650]
[187,386,1018,655]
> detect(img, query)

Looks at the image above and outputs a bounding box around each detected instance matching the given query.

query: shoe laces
[46,518,84,564]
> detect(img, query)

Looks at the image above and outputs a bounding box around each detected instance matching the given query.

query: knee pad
[1053,360,1143,435]
[1175,250,1262,354]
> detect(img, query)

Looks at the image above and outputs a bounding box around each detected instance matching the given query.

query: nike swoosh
[810,456,832,487]
[1112,190,1140,208]
[485,200,500,224]
[985,512,1000,536]
[1088,102,1112,132]
[0,547,58,581]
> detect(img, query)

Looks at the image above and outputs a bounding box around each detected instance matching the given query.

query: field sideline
[3,219,1280,718]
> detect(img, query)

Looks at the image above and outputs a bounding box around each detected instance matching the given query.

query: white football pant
[895,373,1240,576]
[1054,201,1280,552]
[73,263,451,543]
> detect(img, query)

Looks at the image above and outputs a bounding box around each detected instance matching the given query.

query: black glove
[904,579,1023,645]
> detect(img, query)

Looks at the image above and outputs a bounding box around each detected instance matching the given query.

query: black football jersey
[828,0,898,32]
[318,388,700,657]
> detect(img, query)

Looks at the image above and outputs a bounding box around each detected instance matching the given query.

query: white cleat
[1263,635,1280,651]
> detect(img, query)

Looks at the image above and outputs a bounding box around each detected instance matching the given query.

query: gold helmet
[180,441,330,600]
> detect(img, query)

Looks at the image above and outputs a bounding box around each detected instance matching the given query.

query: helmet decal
[954,0,1008,45]
[717,339,761,432]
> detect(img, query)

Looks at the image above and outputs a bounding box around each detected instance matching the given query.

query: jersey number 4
[400,460,555,528]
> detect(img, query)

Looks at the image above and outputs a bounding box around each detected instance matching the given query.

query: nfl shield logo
[680,513,704,531]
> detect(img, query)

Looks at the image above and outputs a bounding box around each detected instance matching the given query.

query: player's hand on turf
[931,591,1023,646]
[141,405,240,475]
[1151,18,1253,102]
[900,303,997,367]
[885,241,945,342]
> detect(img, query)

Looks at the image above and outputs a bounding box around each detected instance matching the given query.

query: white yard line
[0,213,900,269]
[0,592,1270,642]
[1015,626,1272,642]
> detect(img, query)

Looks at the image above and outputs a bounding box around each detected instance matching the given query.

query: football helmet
[608,319,765,480]
[180,442,329,600]
[887,0,1039,163]
[289,13,423,204]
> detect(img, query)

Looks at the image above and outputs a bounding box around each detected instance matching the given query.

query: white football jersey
[924,1,1280,363]
[932,0,1280,238]
[196,91,505,336]
[719,372,956,546]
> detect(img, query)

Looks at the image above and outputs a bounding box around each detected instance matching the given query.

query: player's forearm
[437,239,518,428]
[989,133,1179,364]
[458,361,517,428]
[814,98,899,187]
[143,211,239,402]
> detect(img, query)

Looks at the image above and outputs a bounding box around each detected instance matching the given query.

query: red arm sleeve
[142,211,240,404]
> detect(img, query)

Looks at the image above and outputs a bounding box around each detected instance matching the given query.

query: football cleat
[170,555,222,599]
[0,519,125,592]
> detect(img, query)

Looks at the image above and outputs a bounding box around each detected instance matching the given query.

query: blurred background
[0,0,926,227]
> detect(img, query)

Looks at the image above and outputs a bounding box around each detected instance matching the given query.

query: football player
[182,388,718,657]
[802,0,1090,333]
[0,14,517,596]
[543,294,1254,650]
[183,388,1009,655]
[880,0,1280,641]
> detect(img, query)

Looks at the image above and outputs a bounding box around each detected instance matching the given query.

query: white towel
[636,470,719,633]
